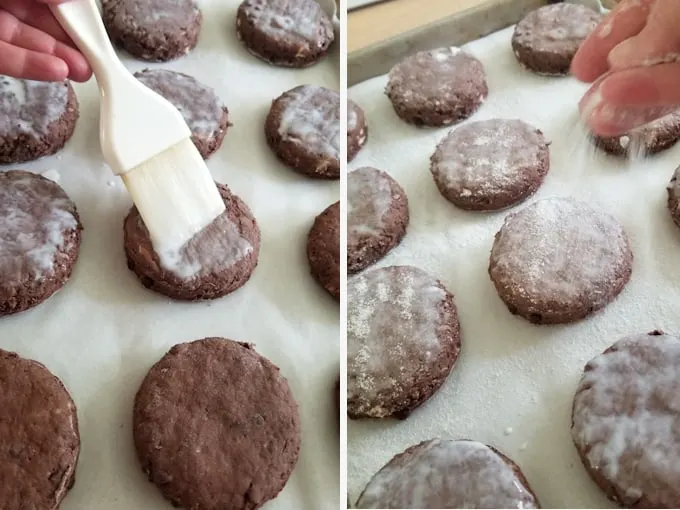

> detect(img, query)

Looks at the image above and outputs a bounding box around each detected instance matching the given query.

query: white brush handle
[50,0,190,174]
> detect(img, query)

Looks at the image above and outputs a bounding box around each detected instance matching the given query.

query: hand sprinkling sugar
[575,0,680,136]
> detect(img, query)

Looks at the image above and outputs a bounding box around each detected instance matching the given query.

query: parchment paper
[0,1,339,508]
[348,25,680,508]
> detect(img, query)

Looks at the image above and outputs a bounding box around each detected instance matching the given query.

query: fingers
[0,10,91,82]
[1,0,74,45]
[0,40,69,81]
[571,0,652,82]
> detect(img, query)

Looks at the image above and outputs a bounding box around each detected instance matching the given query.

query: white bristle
[122,139,225,253]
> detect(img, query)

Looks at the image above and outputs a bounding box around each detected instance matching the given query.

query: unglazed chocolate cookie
[571,331,680,508]
[124,183,260,300]
[0,170,82,316]
[430,119,550,211]
[592,110,680,157]
[265,85,340,178]
[356,439,540,509]
[236,0,334,68]
[102,0,202,61]
[0,349,80,510]
[0,77,78,164]
[347,266,461,419]
[307,201,339,300]
[512,3,602,76]
[348,167,408,274]
[385,47,487,127]
[348,100,368,162]
[134,338,301,510]
[135,69,229,159]
[489,197,632,325]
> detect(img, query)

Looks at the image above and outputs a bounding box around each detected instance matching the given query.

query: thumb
[608,0,680,69]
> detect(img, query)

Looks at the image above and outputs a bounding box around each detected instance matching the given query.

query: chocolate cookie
[348,100,368,162]
[0,349,80,509]
[489,197,632,325]
[430,119,550,211]
[307,201,339,300]
[134,338,301,510]
[265,85,340,179]
[348,167,408,274]
[592,110,680,157]
[571,330,680,508]
[512,3,602,76]
[236,0,334,68]
[0,77,78,164]
[135,69,229,159]
[667,165,680,228]
[385,47,487,127]
[356,439,539,509]
[0,170,82,316]
[124,183,260,301]
[102,0,202,61]
[347,265,461,419]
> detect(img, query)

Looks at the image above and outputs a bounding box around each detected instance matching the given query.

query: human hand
[573,0,680,136]
[0,0,91,82]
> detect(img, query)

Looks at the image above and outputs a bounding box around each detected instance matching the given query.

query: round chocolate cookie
[489,197,632,325]
[0,77,78,164]
[265,85,340,179]
[511,3,602,76]
[592,110,680,157]
[347,265,461,419]
[348,167,408,274]
[0,170,82,316]
[667,165,680,228]
[236,0,334,68]
[134,338,301,510]
[307,201,339,300]
[571,330,680,508]
[385,47,487,127]
[124,183,260,301]
[430,119,550,211]
[135,69,229,159]
[0,349,80,509]
[356,439,540,509]
[102,0,202,61]
[348,100,368,162]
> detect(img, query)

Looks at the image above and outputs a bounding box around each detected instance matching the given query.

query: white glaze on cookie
[239,0,331,42]
[105,0,199,28]
[0,77,68,137]
[356,439,539,508]
[0,172,78,287]
[571,332,680,507]
[348,168,394,237]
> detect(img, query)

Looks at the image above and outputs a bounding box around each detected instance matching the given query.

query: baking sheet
[347,0,391,11]
[347,25,680,508]
[0,1,339,508]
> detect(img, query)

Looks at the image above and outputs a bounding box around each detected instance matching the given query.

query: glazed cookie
[0,170,82,316]
[356,439,540,509]
[134,338,301,510]
[512,3,602,76]
[572,331,680,508]
[0,349,80,510]
[265,85,340,178]
[430,118,550,211]
[348,100,368,162]
[102,0,202,61]
[348,167,408,274]
[385,47,487,127]
[124,183,260,300]
[135,69,229,159]
[667,165,680,228]
[0,77,78,164]
[592,110,680,157]
[489,197,632,325]
[307,201,340,300]
[236,0,334,68]
[347,265,461,419]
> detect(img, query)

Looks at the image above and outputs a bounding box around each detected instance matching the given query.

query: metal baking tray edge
[348,0,549,86]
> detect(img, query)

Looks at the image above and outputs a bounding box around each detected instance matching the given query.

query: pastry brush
[49,0,225,255]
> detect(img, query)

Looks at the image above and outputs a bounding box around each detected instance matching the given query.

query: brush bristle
[122,139,225,253]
